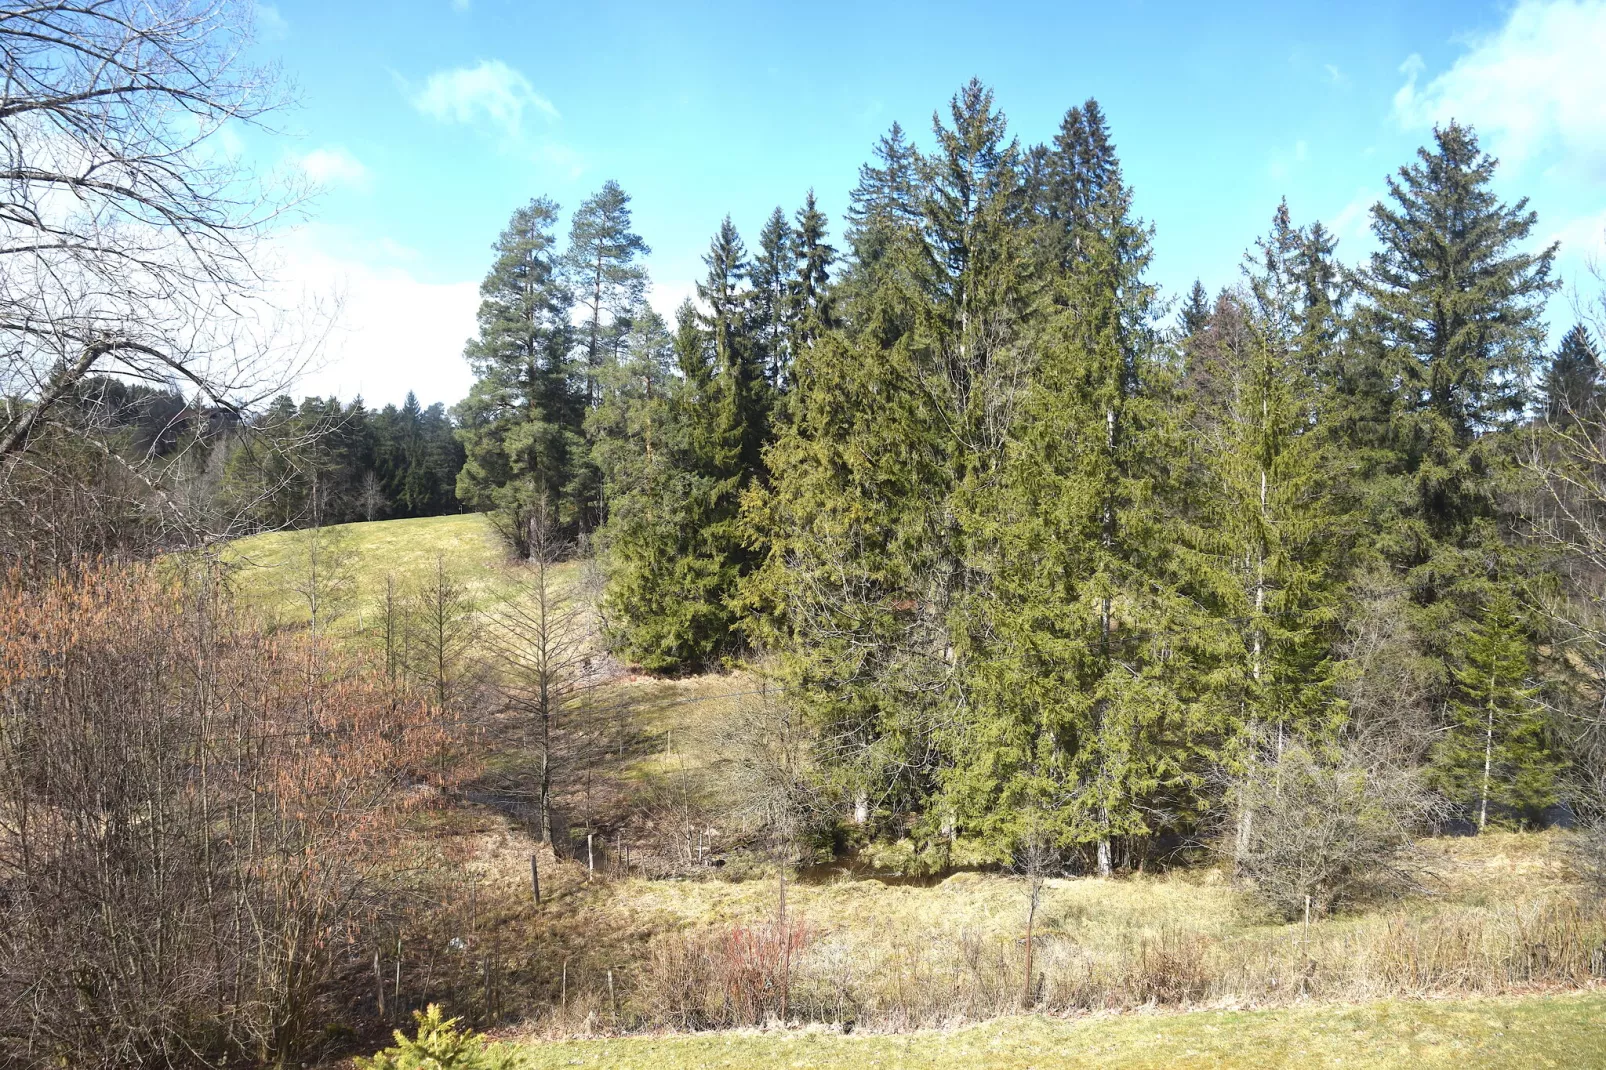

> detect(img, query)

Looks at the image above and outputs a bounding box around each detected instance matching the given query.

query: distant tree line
[458,79,1606,871]
[222,391,466,529]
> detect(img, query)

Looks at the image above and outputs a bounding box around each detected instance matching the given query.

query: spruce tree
[1541,325,1602,423]
[789,190,835,357]
[1205,203,1344,764]
[1435,588,1556,829]
[1179,279,1211,339]
[751,207,795,389]
[1354,121,1557,686]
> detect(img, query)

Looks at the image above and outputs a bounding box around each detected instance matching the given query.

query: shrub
[1225,738,1446,918]
[355,1004,516,1070]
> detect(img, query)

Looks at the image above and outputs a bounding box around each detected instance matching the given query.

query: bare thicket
[0,563,445,1068]
[1334,566,1440,760]
[484,504,596,845]
[1522,258,1606,890]
[707,675,828,865]
[1223,732,1446,919]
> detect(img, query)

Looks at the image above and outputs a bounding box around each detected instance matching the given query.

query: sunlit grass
[506,992,1606,1069]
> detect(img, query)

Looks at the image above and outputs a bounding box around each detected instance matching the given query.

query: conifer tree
[565,180,650,408]
[1206,203,1343,760]
[1541,325,1602,423]
[1179,279,1211,339]
[789,190,835,358]
[592,306,738,670]
[1353,121,1557,684]
[454,198,580,554]
[1435,588,1556,829]
[752,207,795,389]
[844,122,921,271]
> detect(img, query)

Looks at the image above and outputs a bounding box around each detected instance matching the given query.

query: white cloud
[256,3,289,40]
[411,60,559,141]
[1550,210,1606,254]
[451,0,471,10]
[1393,0,1606,178]
[270,225,479,407]
[296,146,371,191]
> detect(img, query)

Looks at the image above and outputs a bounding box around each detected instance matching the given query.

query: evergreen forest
[449,79,1604,871]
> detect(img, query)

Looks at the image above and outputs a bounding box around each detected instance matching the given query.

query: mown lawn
[508,993,1606,1069]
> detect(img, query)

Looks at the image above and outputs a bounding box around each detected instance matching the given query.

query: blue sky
[252,0,1606,407]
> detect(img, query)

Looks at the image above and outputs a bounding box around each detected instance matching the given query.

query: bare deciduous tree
[485,503,595,844]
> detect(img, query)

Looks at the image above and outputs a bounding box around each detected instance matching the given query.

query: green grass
[219,513,529,630]
[507,993,1606,1069]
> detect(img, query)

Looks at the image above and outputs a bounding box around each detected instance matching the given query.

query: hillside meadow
[207,515,1606,1068]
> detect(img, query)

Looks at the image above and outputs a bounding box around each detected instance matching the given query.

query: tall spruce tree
[591,306,737,670]
[1353,122,1557,679]
[1204,202,1344,777]
[455,197,580,554]
[952,97,1207,874]
[752,207,795,390]
[789,190,836,359]
[1179,279,1212,339]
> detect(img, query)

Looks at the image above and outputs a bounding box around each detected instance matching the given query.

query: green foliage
[455,197,582,552]
[1349,121,1556,674]
[218,391,463,530]
[1435,588,1560,828]
[355,1004,516,1070]
[1541,324,1602,424]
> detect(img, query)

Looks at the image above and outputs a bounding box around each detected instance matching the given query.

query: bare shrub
[0,563,446,1067]
[635,908,811,1029]
[705,677,831,864]
[1225,736,1447,919]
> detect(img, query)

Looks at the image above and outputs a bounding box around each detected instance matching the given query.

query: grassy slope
[219,513,527,629]
[509,993,1606,1069]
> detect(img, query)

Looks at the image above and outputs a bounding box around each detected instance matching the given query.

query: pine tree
[1435,588,1556,829]
[565,180,650,408]
[454,198,580,554]
[1541,325,1601,423]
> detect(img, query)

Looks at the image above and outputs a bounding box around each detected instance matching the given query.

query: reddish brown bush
[0,562,446,1068]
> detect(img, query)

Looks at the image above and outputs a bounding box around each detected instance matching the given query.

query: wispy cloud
[450,0,471,10]
[256,3,289,40]
[296,146,371,192]
[1393,0,1606,179]
[411,60,559,140]
[1329,188,1381,250]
